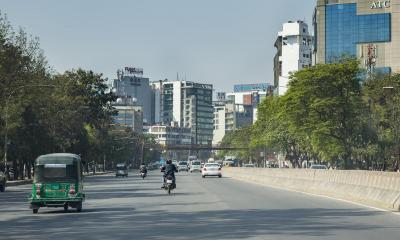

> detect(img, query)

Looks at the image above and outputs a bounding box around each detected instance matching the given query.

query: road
[1,171,400,240]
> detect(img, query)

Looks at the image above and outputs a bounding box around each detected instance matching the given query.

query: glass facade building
[314,0,400,74]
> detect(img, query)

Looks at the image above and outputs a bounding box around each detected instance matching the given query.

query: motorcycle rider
[140,164,148,174]
[161,160,178,188]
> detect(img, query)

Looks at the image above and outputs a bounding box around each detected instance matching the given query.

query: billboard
[124,67,144,76]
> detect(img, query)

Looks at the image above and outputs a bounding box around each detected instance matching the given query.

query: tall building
[213,94,227,145]
[152,80,214,145]
[112,98,143,133]
[314,0,400,74]
[274,21,313,96]
[113,67,152,125]
[212,86,270,144]
[226,83,272,123]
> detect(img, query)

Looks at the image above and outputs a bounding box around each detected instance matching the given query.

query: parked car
[0,171,6,192]
[310,164,328,170]
[177,161,189,172]
[202,163,222,178]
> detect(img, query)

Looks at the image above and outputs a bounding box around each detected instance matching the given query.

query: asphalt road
[1,170,400,240]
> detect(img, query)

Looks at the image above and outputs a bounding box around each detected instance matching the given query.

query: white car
[202,163,222,178]
[190,161,202,173]
[310,164,328,170]
[243,164,255,168]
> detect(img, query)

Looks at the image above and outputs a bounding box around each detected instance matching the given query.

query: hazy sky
[0,0,315,92]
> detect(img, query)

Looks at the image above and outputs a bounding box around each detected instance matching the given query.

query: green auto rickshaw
[28,153,85,214]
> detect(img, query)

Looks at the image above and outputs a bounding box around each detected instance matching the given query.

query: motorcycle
[164,175,175,195]
[140,171,147,179]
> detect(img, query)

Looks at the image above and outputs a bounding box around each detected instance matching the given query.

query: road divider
[6,171,112,187]
[224,168,400,211]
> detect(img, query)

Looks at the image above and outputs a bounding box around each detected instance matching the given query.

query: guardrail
[224,168,400,211]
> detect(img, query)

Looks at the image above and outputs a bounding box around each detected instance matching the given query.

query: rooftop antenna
[176,72,179,81]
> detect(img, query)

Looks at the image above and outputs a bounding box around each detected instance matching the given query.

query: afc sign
[371,1,391,9]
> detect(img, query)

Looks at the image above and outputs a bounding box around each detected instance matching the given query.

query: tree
[282,59,366,169]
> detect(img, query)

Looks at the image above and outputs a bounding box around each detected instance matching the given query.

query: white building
[151,79,214,145]
[275,21,313,96]
[148,124,192,146]
[212,102,226,145]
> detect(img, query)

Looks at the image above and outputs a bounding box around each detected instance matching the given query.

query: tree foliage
[223,59,400,170]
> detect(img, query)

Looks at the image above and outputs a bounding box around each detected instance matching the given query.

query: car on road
[190,161,202,173]
[243,164,255,168]
[177,161,189,172]
[116,163,128,177]
[310,164,328,170]
[28,153,85,213]
[0,171,6,192]
[202,163,222,178]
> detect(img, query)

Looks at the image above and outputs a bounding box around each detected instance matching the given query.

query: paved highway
[1,171,400,240]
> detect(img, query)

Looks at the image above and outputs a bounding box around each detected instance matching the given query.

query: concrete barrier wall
[223,168,400,211]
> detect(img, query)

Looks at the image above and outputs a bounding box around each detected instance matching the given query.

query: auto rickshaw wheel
[77,202,82,212]
[33,209,38,214]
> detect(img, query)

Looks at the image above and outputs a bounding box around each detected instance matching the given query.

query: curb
[6,179,33,187]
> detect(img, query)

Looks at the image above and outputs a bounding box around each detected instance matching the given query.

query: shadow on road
[0,206,390,240]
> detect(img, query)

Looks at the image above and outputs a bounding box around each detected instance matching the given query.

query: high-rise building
[213,86,269,144]
[274,21,313,96]
[113,67,152,125]
[314,0,400,74]
[152,80,214,145]
[112,98,143,133]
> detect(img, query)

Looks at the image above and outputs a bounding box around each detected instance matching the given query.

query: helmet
[166,159,172,164]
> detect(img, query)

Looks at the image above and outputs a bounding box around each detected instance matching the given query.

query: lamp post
[3,84,55,171]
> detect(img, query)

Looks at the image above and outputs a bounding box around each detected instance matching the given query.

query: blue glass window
[325,3,391,63]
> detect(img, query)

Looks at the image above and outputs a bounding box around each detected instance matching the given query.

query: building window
[325,3,391,63]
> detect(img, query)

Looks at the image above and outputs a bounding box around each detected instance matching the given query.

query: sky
[0,0,315,92]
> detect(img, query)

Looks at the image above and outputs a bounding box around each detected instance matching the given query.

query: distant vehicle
[190,161,202,173]
[223,160,235,167]
[0,171,6,192]
[266,163,279,168]
[172,161,178,167]
[207,158,215,163]
[310,164,328,170]
[202,163,222,178]
[116,163,128,177]
[177,161,189,172]
[243,164,255,168]
[188,156,197,162]
[28,153,85,213]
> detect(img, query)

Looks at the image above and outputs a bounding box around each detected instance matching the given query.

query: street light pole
[3,84,55,171]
